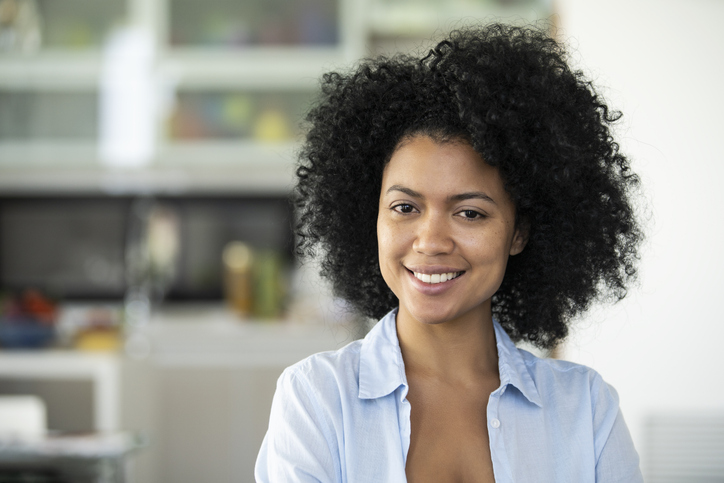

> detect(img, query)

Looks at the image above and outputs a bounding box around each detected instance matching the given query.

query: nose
[412,213,454,256]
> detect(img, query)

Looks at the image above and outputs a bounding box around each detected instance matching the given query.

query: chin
[402,303,469,326]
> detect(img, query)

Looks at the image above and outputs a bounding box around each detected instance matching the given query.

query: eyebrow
[386,185,497,205]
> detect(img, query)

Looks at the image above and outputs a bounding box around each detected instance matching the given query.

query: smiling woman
[256,23,644,482]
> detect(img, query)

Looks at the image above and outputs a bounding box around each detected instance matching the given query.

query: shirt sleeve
[591,377,644,483]
[255,367,341,483]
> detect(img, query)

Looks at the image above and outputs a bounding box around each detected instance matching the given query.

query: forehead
[381,136,508,198]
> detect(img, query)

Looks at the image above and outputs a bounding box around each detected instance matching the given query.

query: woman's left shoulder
[505,351,642,481]
[517,348,620,408]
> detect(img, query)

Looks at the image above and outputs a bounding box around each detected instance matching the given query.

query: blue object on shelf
[0,318,55,349]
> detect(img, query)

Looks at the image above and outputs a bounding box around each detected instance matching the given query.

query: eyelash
[457,209,484,221]
[390,204,485,221]
[391,203,417,214]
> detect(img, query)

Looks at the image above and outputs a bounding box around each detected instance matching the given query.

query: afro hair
[294,23,642,349]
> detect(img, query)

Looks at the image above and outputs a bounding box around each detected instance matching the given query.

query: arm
[591,377,643,483]
[255,368,341,483]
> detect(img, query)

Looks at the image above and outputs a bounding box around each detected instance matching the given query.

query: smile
[411,271,463,284]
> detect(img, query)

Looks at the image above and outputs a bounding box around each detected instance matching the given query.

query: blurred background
[0,0,721,481]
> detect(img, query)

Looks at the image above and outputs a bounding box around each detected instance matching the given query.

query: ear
[509,218,529,256]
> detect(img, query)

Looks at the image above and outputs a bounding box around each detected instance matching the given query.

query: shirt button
[490,418,501,429]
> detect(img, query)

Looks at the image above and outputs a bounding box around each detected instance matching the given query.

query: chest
[337,383,599,483]
[404,378,498,483]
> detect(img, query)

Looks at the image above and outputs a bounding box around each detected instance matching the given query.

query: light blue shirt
[255,309,643,482]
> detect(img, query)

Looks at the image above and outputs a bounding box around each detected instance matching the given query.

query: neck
[396,304,499,383]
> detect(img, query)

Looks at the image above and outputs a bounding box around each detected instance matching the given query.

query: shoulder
[517,349,622,439]
[497,349,642,479]
[285,338,364,381]
[520,349,617,400]
[278,338,364,401]
[257,342,365,482]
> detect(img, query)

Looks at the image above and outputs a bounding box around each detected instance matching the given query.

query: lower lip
[406,270,463,295]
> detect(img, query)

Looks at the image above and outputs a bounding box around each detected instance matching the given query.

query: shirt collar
[358,308,543,407]
[493,320,543,407]
[358,308,407,399]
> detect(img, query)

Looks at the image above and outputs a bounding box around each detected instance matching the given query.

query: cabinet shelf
[0,48,344,90]
[0,141,297,195]
[0,141,99,167]
[161,49,339,89]
[158,139,297,166]
[0,52,102,89]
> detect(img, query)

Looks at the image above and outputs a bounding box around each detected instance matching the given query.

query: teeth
[413,271,461,284]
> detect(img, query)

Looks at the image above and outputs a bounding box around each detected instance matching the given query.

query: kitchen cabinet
[0,305,356,482]
[0,350,157,482]
[0,0,364,195]
[0,351,123,432]
[145,307,355,482]
[0,0,550,195]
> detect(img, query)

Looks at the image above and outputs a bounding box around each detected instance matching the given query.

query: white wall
[555,0,724,456]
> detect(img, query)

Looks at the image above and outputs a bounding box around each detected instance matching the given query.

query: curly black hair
[294,23,642,349]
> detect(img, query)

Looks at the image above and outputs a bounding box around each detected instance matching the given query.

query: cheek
[376,216,390,266]
[376,224,394,294]
[376,216,403,283]
[463,226,510,262]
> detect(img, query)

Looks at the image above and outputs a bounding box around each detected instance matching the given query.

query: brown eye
[392,203,416,214]
[458,209,483,220]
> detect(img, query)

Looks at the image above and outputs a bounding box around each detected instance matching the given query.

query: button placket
[488,385,505,430]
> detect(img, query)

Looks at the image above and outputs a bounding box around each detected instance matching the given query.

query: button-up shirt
[255,309,643,482]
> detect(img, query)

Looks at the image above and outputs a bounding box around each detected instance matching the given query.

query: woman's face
[377,135,527,327]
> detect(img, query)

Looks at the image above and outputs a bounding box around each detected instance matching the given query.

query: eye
[392,203,417,214]
[457,209,484,220]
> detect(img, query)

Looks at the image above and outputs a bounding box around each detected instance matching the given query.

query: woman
[256,24,643,482]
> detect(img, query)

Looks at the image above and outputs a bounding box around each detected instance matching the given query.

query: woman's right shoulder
[257,340,366,482]
[278,338,365,397]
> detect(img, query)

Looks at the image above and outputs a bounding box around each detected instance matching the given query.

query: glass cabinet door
[168,89,312,143]
[0,0,127,168]
[0,89,97,140]
[0,0,127,53]
[168,0,339,49]
[37,0,126,50]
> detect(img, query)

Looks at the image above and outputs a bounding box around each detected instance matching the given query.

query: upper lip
[404,265,466,275]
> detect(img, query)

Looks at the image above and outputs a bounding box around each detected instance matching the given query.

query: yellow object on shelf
[253,109,291,142]
[223,241,254,317]
[74,328,121,352]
